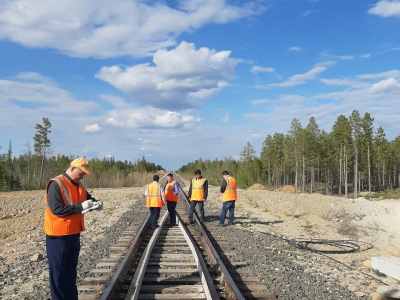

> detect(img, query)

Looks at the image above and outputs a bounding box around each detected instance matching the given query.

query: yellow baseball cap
[70,158,92,175]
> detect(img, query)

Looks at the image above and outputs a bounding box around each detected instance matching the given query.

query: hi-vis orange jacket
[222,176,237,202]
[191,178,206,201]
[44,175,87,236]
[146,182,164,207]
[165,180,178,202]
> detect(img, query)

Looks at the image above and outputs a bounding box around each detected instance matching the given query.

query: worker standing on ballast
[44,158,103,300]
[164,173,179,226]
[187,169,208,224]
[145,174,166,229]
[218,171,237,227]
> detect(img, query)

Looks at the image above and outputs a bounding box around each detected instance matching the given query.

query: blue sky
[1,0,400,170]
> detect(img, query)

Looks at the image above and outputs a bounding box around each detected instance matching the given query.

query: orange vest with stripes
[222,176,237,202]
[191,178,206,201]
[44,175,86,236]
[146,182,164,207]
[165,180,178,202]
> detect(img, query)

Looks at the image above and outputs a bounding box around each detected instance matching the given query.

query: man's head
[153,175,160,182]
[68,158,91,183]
[222,171,229,178]
[167,173,173,182]
[194,169,202,179]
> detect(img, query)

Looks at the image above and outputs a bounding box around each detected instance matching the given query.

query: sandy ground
[0,183,399,296]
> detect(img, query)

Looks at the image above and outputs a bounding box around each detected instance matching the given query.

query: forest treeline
[0,152,163,192]
[179,110,400,199]
[0,118,163,191]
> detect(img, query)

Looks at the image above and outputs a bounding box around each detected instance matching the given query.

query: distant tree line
[179,110,400,199]
[0,118,163,192]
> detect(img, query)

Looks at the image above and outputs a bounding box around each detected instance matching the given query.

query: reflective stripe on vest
[165,180,178,202]
[44,174,86,236]
[146,183,163,207]
[222,176,237,202]
[191,178,205,201]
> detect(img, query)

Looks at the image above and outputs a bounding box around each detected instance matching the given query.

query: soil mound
[247,183,266,190]
[275,185,296,194]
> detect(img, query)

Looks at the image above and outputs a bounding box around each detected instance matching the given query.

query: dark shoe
[217,223,225,227]
[151,225,160,229]
[227,223,234,226]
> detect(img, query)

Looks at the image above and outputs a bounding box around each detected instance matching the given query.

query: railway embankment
[0,185,399,299]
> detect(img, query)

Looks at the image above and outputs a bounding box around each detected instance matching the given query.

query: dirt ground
[0,182,399,296]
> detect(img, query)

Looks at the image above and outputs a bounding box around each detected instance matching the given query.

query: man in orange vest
[44,158,102,300]
[164,173,179,226]
[218,171,237,227]
[187,169,208,224]
[145,174,166,229]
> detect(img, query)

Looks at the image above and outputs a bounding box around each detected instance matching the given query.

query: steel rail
[176,174,246,300]
[100,213,150,300]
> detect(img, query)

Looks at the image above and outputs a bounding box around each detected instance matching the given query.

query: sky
[0,0,400,171]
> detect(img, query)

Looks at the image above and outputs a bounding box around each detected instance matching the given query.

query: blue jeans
[188,200,204,222]
[149,207,161,228]
[167,201,177,225]
[219,201,235,225]
[46,234,80,300]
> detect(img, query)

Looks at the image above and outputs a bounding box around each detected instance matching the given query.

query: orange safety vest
[222,176,237,202]
[191,178,206,201]
[146,182,164,207]
[44,175,86,236]
[165,180,178,202]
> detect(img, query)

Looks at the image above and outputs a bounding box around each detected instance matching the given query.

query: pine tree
[34,117,52,189]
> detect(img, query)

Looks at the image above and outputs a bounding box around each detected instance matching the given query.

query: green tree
[361,113,374,200]
[34,117,52,189]
[289,118,302,193]
[332,115,352,197]
[350,110,361,199]
[306,116,321,194]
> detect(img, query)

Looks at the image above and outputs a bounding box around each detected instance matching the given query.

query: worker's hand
[82,200,93,210]
[93,200,103,210]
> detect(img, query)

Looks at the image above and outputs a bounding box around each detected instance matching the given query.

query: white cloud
[302,10,316,17]
[100,94,201,129]
[0,73,98,117]
[368,0,400,18]
[0,0,263,58]
[270,61,335,87]
[357,70,400,80]
[251,66,275,73]
[96,42,240,109]
[320,78,369,89]
[289,46,303,52]
[369,77,400,93]
[83,124,101,133]
[221,113,230,123]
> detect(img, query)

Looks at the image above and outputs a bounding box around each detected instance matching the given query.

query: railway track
[78,174,275,300]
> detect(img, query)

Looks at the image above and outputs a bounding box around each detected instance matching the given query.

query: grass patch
[301,220,312,228]
[262,207,269,212]
[283,211,292,217]
[248,198,259,208]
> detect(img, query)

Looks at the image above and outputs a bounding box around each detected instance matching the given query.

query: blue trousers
[46,234,80,300]
[149,207,161,228]
[188,200,204,221]
[166,201,177,225]
[219,201,235,225]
